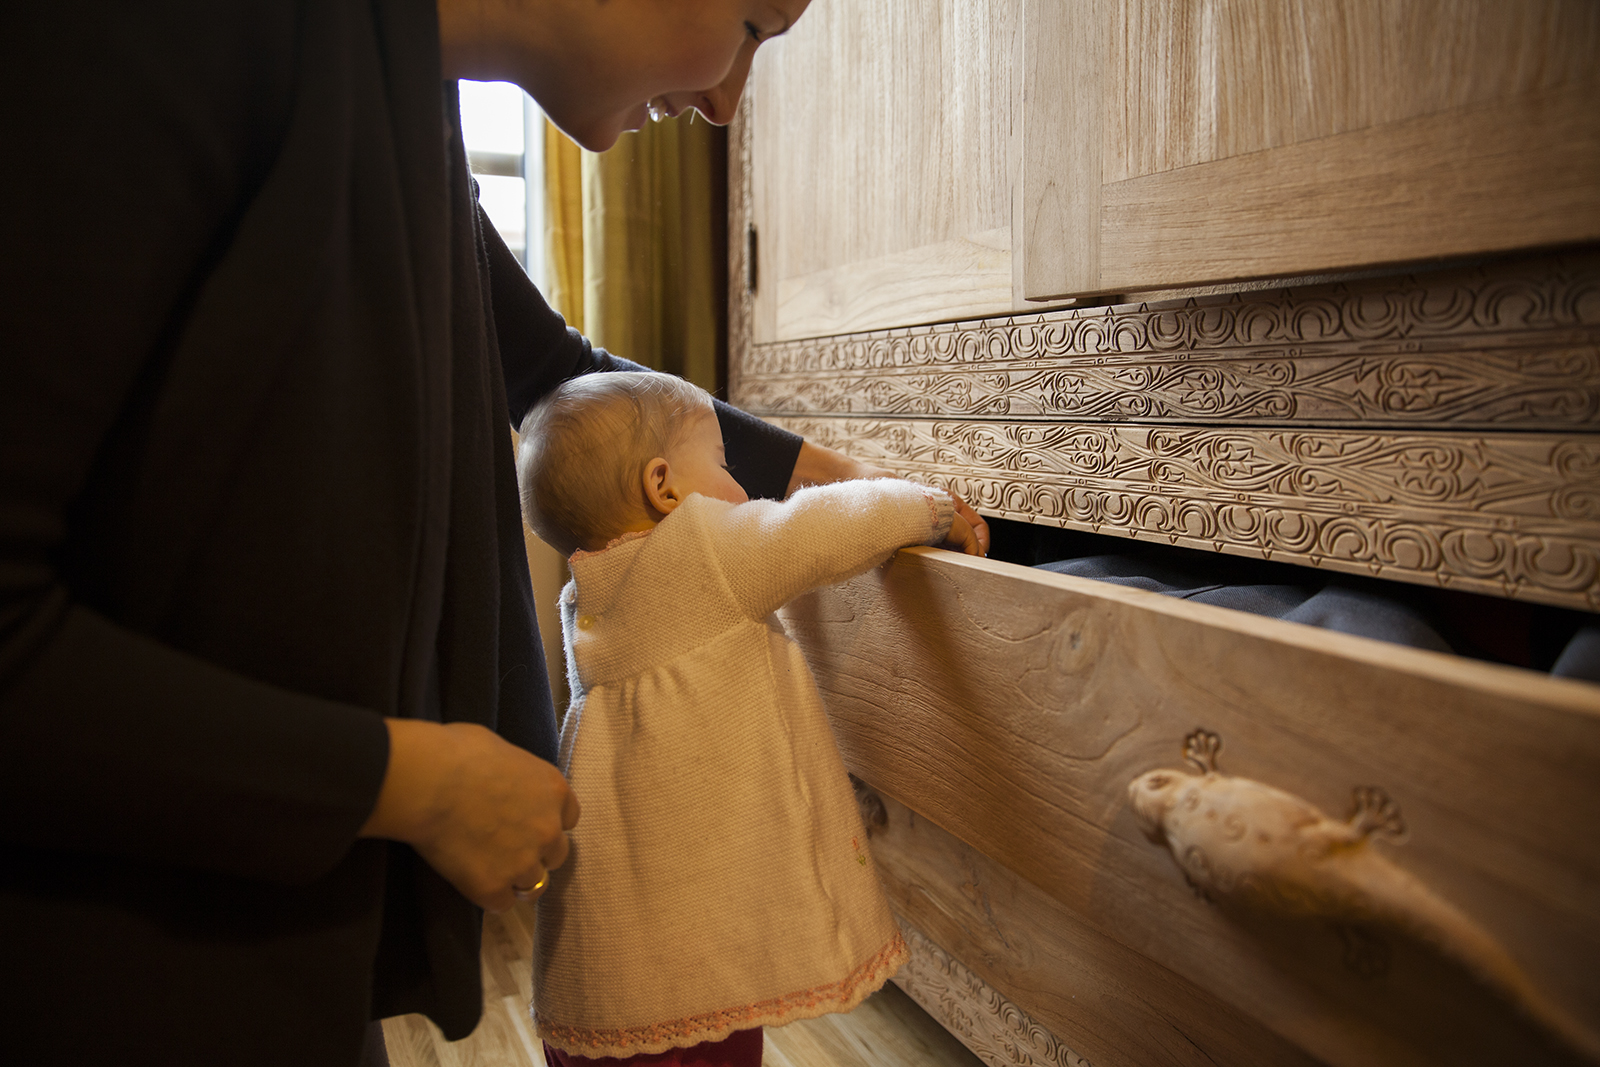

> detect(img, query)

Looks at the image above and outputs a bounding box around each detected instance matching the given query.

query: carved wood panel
[770,414,1600,610]
[893,922,1091,1067]
[729,238,1600,610]
[739,254,1600,429]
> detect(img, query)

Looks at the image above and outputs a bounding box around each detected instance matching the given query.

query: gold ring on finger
[512,873,548,901]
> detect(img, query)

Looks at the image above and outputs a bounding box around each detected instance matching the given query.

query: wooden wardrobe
[727,3,1600,1065]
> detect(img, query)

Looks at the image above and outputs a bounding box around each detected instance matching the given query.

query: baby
[517,372,976,1067]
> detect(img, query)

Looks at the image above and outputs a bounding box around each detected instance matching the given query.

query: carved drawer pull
[1129,730,1600,1062]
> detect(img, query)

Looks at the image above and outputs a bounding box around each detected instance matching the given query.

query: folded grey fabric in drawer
[1551,626,1600,683]
[1035,553,1453,654]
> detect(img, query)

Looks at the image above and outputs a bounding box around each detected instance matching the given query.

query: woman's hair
[516,372,714,556]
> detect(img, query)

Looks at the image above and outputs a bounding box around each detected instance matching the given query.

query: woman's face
[444,0,812,152]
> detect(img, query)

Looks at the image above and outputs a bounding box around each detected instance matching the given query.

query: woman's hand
[787,440,992,556]
[360,719,580,912]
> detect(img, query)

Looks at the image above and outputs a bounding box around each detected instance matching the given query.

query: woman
[0,2,985,1064]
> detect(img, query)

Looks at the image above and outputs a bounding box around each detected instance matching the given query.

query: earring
[646,100,667,123]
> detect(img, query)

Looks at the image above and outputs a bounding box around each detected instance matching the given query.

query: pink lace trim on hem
[569,527,654,563]
[537,931,909,1059]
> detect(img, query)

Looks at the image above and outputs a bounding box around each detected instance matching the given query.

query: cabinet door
[1020,0,1600,300]
[747,0,1016,343]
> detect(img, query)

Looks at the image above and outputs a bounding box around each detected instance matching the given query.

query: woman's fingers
[364,719,580,913]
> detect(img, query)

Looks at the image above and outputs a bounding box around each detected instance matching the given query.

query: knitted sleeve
[698,480,955,621]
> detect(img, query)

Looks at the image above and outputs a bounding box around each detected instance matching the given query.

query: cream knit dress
[534,480,954,1058]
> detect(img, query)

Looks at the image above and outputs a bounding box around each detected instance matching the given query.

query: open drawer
[781,547,1600,1067]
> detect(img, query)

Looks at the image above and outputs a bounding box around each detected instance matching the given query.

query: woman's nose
[693,46,757,125]
[693,92,729,125]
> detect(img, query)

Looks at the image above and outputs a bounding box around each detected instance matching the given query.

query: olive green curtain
[542,115,724,392]
[543,120,586,335]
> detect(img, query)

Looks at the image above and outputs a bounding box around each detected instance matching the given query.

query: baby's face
[667,411,749,506]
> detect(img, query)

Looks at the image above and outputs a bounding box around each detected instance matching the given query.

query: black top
[0,2,800,1064]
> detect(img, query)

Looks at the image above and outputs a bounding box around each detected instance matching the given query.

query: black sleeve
[0,3,389,884]
[712,403,805,503]
[482,212,803,500]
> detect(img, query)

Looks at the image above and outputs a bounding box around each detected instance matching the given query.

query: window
[458,80,547,291]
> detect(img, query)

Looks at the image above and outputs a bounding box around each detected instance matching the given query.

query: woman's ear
[641,456,682,517]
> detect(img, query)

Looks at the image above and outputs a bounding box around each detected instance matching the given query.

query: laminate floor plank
[764,982,983,1067]
[384,902,548,1067]
[386,901,975,1067]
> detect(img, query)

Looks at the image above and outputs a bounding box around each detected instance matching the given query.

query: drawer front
[863,786,1317,1067]
[782,548,1600,1067]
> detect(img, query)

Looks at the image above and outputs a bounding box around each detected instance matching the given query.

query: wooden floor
[383,902,982,1067]
[763,982,980,1067]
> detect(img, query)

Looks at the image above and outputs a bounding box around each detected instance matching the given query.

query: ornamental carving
[771,416,1600,610]
[729,127,1600,607]
[736,255,1600,429]
[894,921,1091,1067]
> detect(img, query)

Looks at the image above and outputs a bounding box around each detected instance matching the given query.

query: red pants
[542,1029,763,1067]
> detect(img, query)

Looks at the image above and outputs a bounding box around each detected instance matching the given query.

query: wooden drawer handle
[1129,730,1600,1062]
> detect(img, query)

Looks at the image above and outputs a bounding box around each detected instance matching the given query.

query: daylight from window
[459,79,545,289]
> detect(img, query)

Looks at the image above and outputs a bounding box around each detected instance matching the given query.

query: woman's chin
[579,128,624,152]
[548,113,627,153]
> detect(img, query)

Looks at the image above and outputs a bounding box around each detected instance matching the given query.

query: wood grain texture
[863,789,1319,1067]
[1017,0,1600,297]
[1018,0,1103,301]
[747,0,1015,340]
[1100,84,1600,291]
[780,548,1600,1067]
[765,981,984,1067]
[1105,0,1600,183]
[776,230,1012,341]
[383,903,546,1067]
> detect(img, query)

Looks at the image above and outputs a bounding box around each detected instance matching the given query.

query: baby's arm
[701,479,960,620]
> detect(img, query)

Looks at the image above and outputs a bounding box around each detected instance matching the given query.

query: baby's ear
[641,456,681,516]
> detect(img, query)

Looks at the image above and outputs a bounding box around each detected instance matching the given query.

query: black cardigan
[0,2,800,1064]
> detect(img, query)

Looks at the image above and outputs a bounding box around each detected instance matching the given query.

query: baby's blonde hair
[517,372,715,556]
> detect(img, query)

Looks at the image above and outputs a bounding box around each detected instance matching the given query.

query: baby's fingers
[948,492,990,556]
[944,514,982,556]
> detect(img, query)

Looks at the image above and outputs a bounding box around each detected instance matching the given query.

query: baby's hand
[942,512,983,556]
